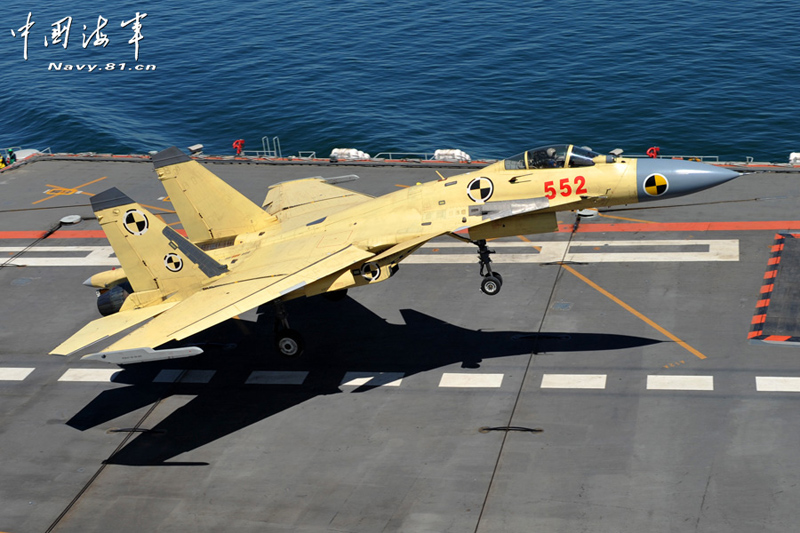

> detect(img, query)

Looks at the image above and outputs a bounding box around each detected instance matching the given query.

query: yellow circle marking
[644,173,668,196]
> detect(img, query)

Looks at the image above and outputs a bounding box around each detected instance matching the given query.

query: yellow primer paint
[54,143,736,362]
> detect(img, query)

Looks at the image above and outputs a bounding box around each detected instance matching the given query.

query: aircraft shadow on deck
[67,296,661,466]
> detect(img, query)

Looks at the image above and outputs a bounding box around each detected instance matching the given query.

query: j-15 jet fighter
[51,144,740,364]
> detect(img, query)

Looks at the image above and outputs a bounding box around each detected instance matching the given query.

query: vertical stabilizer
[91,188,228,294]
[151,146,277,242]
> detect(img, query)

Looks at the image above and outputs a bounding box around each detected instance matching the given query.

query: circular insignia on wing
[360,262,381,281]
[644,173,669,197]
[467,177,494,203]
[164,253,183,272]
[123,209,149,235]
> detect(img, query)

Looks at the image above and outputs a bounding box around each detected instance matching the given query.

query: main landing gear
[474,239,503,296]
[273,300,304,357]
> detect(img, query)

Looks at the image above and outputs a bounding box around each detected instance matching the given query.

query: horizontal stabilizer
[50,302,177,356]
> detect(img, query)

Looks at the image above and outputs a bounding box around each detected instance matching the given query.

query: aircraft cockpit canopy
[504,145,605,170]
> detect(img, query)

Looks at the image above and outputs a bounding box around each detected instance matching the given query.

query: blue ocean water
[2,0,800,161]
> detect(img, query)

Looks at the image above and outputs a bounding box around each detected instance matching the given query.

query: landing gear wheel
[275,329,304,358]
[481,275,502,296]
[491,271,503,285]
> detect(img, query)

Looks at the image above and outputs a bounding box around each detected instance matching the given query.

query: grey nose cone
[636,158,740,202]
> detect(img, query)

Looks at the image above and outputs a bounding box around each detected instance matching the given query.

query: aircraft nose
[636,158,740,202]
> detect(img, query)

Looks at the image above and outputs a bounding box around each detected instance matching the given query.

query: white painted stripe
[0,246,119,266]
[756,377,800,392]
[246,371,308,385]
[407,240,739,263]
[180,370,216,384]
[0,240,739,267]
[58,368,121,382]
[341,372,404,387]
[439,373,504,388]
[153,369,215,383]
[153,369,184,383]
[647,375,714,391]
[0,367,35,381]
[541,374,607,389]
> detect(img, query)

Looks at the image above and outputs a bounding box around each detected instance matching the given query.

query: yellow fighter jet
[51,144,740,364]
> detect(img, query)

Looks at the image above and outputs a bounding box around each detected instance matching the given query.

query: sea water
[2,0,800,161]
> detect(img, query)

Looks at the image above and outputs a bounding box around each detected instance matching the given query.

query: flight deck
[2,156,800,532]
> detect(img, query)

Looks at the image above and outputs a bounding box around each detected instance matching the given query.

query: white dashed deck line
[180,370,216,384]
[438,373,504,388]
[246,371,309,385]
[43,369,800,392]
[153,369,184,383]
[153,369,215,383]
[58,368,121,382]
[540,374,607,389]
[646,375,714,391]
[341,372,404,387]
[755,377,800,392]
[0,367,35,381]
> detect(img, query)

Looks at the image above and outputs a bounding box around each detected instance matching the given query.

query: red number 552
[544,176,587,199]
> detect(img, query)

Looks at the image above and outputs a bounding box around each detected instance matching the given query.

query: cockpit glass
[527,144,568,169]
[504,152,527,170]
[569,146,600,167]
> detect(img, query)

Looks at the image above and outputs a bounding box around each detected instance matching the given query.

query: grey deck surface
[1,158,799,532]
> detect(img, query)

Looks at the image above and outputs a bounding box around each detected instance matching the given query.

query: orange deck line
[559,221,800,233]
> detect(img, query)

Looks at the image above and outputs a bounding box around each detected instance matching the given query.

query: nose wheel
[273,300,305,357]
[474,239,503,295]
[275,329,304,358]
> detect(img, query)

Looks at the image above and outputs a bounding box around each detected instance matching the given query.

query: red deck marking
[752,314,767,325]
[761,284,775,294]
[757,299,771,307]
[559,221,800,233]
[764,270,778,279]
[764,335,793,342]
[768,257,781,265]
[748,330,763,339]
[772,244,785,252]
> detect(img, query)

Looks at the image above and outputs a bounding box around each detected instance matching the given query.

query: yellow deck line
[518,235,707,360]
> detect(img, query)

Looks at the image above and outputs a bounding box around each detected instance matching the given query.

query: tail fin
[151,146,277,242]
[91,188,228,294]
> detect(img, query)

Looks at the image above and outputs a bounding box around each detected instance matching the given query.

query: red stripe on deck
[559,221,800,233]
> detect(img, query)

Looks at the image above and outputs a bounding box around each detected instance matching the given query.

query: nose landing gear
[475,239,503,296]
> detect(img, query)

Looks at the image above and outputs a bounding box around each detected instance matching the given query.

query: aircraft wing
[83,244,373,359]
[263,178,373,229]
